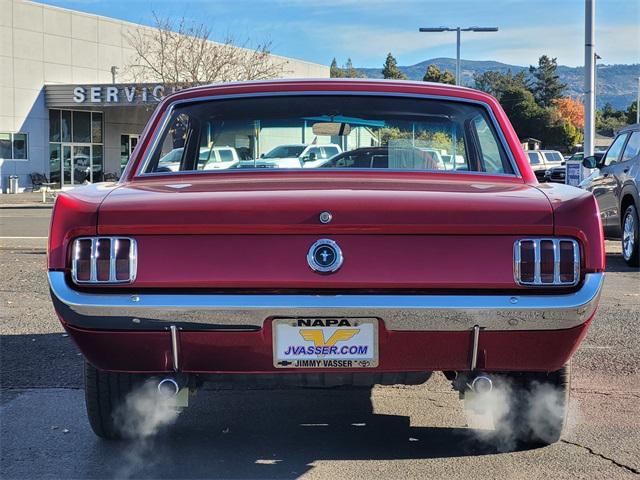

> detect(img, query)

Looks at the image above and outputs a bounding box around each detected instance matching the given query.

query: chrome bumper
[48,271,603,332]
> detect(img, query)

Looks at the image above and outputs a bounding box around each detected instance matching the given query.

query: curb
[0,204,53,209]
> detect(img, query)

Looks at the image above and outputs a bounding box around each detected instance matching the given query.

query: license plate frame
[272,318,379,368]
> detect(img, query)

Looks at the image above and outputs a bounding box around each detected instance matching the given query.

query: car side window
[307,147,321,159]
[471,115,509,174]
[527,152,541,165]
[218,149,235,162]
[603,133,629,167]
[621,132,640,163]
[322,146,339,158]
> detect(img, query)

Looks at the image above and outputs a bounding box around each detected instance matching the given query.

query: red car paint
[48,79,604,375]
[60,315,593,374]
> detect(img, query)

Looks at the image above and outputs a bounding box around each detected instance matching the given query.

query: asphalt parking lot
[1,204,639,479]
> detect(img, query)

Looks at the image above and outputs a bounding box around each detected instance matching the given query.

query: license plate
[272,318,378,368]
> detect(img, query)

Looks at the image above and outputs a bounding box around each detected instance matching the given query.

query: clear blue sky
[40,0,639,68]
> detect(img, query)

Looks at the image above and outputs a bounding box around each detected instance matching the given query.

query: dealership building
[0,0,329,192]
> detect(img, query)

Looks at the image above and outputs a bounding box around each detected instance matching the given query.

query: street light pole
[636,76,639,124]
[419,26,498,86]
[584,0,596,156]
[456,28,461,84]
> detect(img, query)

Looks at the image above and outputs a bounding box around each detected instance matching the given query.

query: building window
[0,133,29,160]
[49,109,61,142]
[73,111,91,143]
[92,112,103,143]
[61,110,72,142]
[48,109,103,187]
[120,134,139,172]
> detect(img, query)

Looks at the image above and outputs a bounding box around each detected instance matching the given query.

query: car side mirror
[302,153,316,162]
[582,156,598,169]
[260,153,265,158]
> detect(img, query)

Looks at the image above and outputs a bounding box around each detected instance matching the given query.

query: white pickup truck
[256,144,342,168]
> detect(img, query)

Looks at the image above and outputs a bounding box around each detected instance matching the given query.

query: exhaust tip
[157,378,179,396]
[470,375,493,394]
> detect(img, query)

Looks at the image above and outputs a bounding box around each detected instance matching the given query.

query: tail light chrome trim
[514,238,580,286]
[72,237,137,284]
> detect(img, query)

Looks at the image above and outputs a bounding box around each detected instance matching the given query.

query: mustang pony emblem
[299,329,359,347]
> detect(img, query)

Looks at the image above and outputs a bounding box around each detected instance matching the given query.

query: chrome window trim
[135,91,521,178]
[48,271,603,332]
[71,237,137,285]
[514,238,580,287]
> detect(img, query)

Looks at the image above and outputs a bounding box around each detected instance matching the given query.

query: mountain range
[356,58,640,110]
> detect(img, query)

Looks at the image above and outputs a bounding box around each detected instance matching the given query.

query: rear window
[527,152,541,165]
[543,151,563,162]
[142,95,514,175]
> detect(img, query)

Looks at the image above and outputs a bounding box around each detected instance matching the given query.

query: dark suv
[581,124,640,266]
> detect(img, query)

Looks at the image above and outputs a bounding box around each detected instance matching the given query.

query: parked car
[200,146,240,170]
[48,79,604,447]
[253,144,342,168]
[580,124,640,266]
[317,146,445,170]
[544,152,605,183]
[158,146,240,172]
[526,149,564,181]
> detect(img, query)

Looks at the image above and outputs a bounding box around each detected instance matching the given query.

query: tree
[473,69,529,100]
[440,70,456,85]
[422,64,455,85]
[499,86,547,139]
[343,58,365,78]
[627,101,638,124]
[330,57,364,78]
[596,102,630,136]
[382,53,407,80]
[330,58,343,78]
[423,64,441,82]
[529,55,566,108]
[554,97,584,130]
[125,13,287,86]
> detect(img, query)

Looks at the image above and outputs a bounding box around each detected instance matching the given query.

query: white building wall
[0,0,329,191]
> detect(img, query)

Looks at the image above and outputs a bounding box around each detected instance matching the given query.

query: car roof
[618,123,640,134]
[157,79,502,112]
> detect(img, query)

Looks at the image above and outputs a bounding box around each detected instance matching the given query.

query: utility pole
[636,77,639,124]
[418,26,498,86]
[584,0,595,156]
[456,28,461,84]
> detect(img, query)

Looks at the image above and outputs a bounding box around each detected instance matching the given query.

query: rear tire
[622,204,639,267]
[84,361,138,440]
[505,363,571,448]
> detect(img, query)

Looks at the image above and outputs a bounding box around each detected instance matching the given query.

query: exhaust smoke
[113,379,182,478]
[463,375,572,451]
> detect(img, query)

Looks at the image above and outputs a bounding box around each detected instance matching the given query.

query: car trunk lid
[96,174,552,290]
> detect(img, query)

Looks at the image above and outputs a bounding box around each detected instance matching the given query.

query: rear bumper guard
[49,271,603,332]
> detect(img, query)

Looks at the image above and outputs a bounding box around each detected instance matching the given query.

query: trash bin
[8,175,19,194]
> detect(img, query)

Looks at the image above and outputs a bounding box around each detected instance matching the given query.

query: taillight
[514,238,580,286]
[71,237,137,284]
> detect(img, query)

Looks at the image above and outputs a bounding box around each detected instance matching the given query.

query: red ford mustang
[48,79,604,445]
